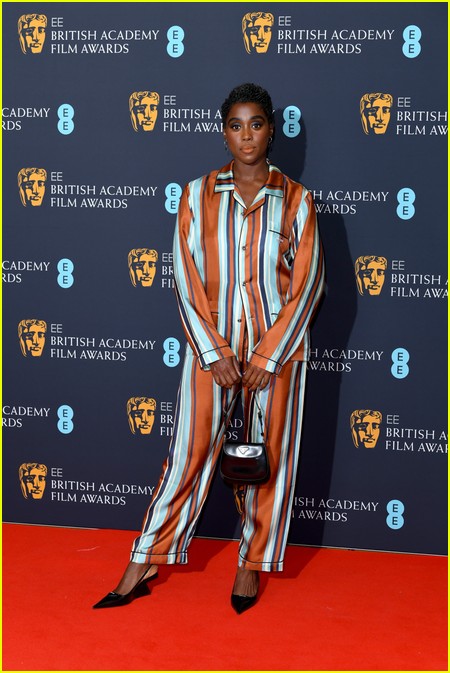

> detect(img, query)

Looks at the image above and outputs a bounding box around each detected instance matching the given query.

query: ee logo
[402,25,421,58]
[163,337,180,367]
[391,348,410,379]
[386,499,405,529]
[283,106,301,137]
[165,183,182,214]
[57,258,74,288]
[167,26,184,58]
[57,104,75,135]
[57,405,74,434]
[396,188,416,220]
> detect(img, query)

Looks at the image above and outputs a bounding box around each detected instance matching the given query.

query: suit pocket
[268,227,290,260]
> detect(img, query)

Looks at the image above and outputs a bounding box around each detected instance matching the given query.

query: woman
[94,83,324,614]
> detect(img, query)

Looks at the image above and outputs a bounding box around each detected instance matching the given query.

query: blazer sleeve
[249,188,325,374]
[173,183,235,369]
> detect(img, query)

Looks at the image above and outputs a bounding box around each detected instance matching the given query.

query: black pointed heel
[231,592,257,614]
[231,569,259,614]
[93,570,158,609]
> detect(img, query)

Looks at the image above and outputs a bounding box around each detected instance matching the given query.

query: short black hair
[221,83,274,125]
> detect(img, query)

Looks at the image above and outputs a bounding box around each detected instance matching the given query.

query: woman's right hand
[209,356,242,388]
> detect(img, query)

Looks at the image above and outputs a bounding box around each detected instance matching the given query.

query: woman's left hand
[242,363,273,391]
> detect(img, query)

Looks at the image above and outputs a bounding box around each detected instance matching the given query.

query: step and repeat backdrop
[3,2,447,555]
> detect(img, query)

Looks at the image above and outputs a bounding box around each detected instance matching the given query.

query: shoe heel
[134,581,151,598]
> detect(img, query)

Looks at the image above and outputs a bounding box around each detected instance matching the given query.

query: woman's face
[223,102,273,166]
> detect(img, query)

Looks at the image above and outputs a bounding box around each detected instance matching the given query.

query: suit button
[242,281,246,286]
[237,319,242,323]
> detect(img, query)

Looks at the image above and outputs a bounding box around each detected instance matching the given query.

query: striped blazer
[173,162,324,375]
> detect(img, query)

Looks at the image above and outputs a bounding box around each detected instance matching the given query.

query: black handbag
[219,391,270,485]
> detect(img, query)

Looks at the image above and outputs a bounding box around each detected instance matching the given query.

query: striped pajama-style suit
[131,162,324,571]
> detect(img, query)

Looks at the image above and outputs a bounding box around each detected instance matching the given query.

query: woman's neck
[233,158,269,185]
[232,159,270,208]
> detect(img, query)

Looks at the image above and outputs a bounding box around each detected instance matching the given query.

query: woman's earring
[224,138,228,151]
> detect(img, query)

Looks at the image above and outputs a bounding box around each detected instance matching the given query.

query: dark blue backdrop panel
[3,2,447,555]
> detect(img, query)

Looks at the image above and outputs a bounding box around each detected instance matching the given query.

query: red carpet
[2,524,447,671]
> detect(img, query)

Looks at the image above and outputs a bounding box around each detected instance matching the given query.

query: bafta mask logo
[127,397,157,435]
[18,319,47,357]
[360,93,393,135]
[242,12,274,54]
[128,248,158,287]
[129,91,160,132]
[18,168,47,207]
[355,256,387,296]
[19,462,47,499]
[350,410,382,449]
[233,484,246,515]
[18,13,47,54]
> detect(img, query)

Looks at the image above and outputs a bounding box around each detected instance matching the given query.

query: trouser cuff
[238,554,283,572]
[130,550,188,564]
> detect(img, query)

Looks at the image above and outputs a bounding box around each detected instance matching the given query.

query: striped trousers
[131,346,307,572]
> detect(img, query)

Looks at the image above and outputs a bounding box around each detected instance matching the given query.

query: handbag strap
[221,387,265,439]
